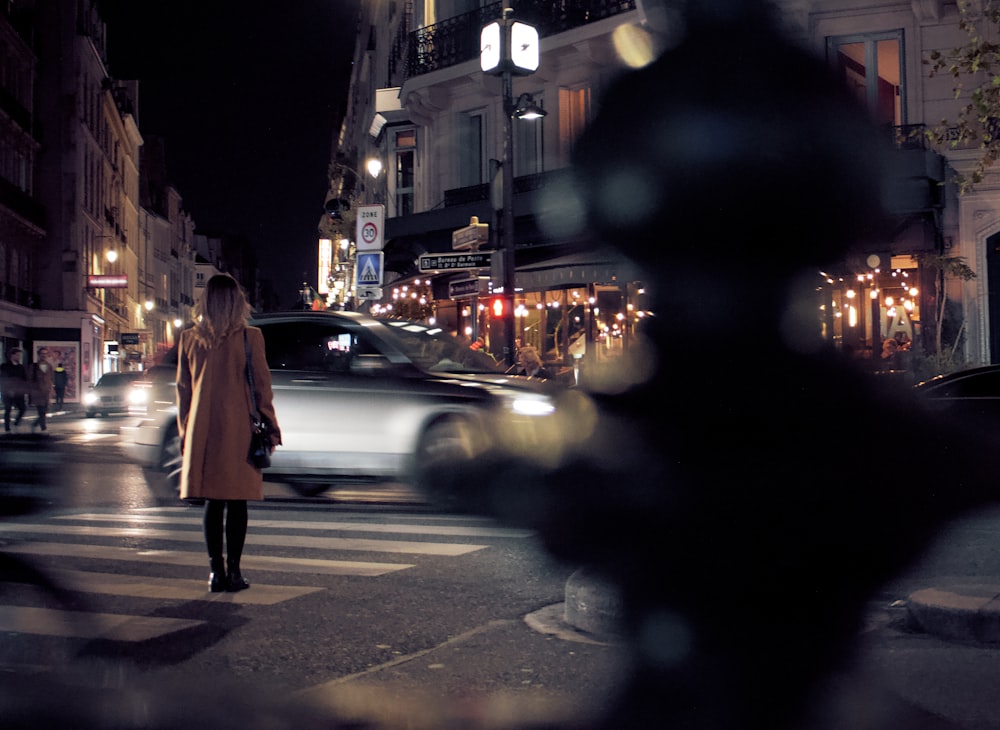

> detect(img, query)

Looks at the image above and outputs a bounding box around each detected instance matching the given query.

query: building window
[558,85,592,163]
[514,94,544,176]
[394,127,416,217]
[457,109,486,187]
[827,30,904,126]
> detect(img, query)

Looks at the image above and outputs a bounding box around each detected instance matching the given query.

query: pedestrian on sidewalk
[29,347,54,432]
[176,274,282,592]
[53,362,68,407]
[1,347,27,432]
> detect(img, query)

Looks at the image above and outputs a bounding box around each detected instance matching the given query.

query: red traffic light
[490,296,506,318]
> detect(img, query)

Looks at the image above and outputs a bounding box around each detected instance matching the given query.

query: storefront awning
[515,249,639,290]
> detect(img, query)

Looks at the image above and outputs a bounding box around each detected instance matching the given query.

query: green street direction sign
[418,251,493,273]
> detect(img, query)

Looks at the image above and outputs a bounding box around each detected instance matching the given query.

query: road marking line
[135,505,500,524]
[0,605,204,642]
[0,523,485,556]
[3,542,413,576]
[297,619,519,699]
[58,513,533,538]
[42,568,323,605]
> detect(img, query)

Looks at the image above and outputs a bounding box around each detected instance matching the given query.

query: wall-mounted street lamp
[481,4,543,366]
[513,93,546,120]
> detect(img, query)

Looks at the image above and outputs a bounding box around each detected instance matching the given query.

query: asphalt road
[7,413,1000,728]
[0,416,630,728]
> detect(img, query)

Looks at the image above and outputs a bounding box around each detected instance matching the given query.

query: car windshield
[377,320,505,374]
[97,373,138,387]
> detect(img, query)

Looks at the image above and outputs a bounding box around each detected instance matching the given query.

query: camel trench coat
[177,325,281,501]
[30,363,54,406]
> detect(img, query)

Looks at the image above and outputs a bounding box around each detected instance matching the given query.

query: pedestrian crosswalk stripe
[59,433,118,443]
[0,605,204,642]
[42,568,323,605]
[0,522,486,556]
[3,542,413,576]
[58,513,534,538]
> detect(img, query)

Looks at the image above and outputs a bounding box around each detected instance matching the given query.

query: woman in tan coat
[177,274,281,592]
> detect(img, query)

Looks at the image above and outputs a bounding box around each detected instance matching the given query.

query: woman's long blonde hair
[189,274,251,348]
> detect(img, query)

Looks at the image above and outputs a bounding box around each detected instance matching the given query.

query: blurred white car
[120,310,561,498]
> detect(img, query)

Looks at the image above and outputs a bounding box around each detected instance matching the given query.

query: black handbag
[244,331,271,469]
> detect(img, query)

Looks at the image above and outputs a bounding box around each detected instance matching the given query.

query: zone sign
[356,204,385,251]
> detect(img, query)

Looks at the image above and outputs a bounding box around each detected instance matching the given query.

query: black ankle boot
[209,558,227,592]
[227,561,250,592]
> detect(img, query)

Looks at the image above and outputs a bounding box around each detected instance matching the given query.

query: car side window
[260,322,378,372]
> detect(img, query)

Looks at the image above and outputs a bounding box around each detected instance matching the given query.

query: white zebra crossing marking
[0,605,203,641]
[60,513,535,538]
[0,523,486,556]
[0,508,500,644]
[2,542,413,576]
[42,568,323,604]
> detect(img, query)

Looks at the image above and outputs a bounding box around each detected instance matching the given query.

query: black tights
[203,499,248,569]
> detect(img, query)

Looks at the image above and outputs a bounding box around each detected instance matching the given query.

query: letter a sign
[357,204,385,252]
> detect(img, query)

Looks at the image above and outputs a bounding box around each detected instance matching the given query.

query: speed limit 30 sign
[356,204,385,251]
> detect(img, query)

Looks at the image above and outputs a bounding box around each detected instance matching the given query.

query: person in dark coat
[177,274,282,592]
[53,363,68,407]
[29,347,54,432]
[1,347,27,432]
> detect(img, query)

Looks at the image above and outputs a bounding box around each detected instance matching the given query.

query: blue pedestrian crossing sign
[356,252,384,286]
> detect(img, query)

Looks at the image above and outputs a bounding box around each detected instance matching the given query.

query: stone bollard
[564,566,624,640]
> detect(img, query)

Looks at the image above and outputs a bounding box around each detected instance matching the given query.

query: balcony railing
[443,169,565,208]
[404,0,637,79]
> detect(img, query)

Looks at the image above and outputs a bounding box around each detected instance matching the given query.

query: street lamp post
[481,4,542,367]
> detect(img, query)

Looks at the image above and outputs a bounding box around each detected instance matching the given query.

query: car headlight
[83,392,98,406]
[129,389,148,405]
[507,393,556,417]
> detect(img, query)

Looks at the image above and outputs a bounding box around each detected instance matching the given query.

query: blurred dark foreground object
[0,434,77,636]
[421,2,1000,728]
[0,433,62,518]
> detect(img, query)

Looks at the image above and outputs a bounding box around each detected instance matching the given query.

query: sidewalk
[2,403,81,433]
[906,581,1000,644]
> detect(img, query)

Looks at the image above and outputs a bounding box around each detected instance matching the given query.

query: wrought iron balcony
[443,170,563,208]
[404,0,637,79]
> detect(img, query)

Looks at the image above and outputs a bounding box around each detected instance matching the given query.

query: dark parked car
[912,364,1000,429]
[120,311,562,499]
[83,371,143,417]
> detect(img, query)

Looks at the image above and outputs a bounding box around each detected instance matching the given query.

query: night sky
[100,1,362,305]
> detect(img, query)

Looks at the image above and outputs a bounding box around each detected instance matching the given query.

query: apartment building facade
[776,0,977,372]
[0,1,198,402]
[330,0,645,372]
[329,0,1000,374]
[0,1,44,363]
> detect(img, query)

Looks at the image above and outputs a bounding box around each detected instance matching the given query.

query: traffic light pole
[501,68,517,368]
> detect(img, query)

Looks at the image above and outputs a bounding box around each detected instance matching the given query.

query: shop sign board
[87,275,128,288]
[120,333,140,345]
[418,251,492,273]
